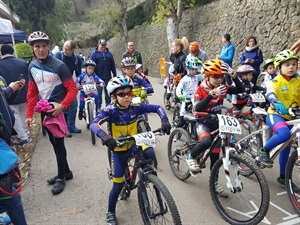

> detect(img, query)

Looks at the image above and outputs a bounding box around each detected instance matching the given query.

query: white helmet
[107,76,134,96]
[135,63,142,70]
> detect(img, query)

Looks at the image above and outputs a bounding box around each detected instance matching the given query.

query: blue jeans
[97,86,111,108]
[0,192,27,225]
[67,98,78,130]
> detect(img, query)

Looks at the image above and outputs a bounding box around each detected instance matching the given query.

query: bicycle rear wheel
[88,103,96,145]
[209,153,269,225]
[138,174,182,225]
[285,150,300,215]
[172,103,181,126]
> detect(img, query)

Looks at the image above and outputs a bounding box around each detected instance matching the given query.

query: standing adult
[122,41,143,65]
[0,44,31,145]
[187,41,210,62]
[169,39,187,77]
[216,33,235,67]
[90,39,117,109]
[26,31,77,195]
[240,36,263,86]
[54,40,82,137]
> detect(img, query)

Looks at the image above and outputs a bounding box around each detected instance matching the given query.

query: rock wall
[108,0,300,77]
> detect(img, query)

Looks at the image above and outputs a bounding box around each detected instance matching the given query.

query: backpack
[57,51,81,74]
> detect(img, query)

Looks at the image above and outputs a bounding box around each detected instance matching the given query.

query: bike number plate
[82,84,97,95]
[250,93,265,102]
[133,132,156,147]
[132,96,141,103]
[217,114,242,134]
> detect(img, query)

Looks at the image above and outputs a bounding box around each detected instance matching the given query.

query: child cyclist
[188,59,244,196]
[135,63,151,85]
[258,50,299,185]
[75,59,104,120]
[261,58,277,89]
[176,56,203,127]
[163,64,175,109]
[232,64,265,110]
[90,76,171,225]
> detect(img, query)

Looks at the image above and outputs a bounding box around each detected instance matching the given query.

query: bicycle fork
[84,97,96,125]
[222,146,243,193]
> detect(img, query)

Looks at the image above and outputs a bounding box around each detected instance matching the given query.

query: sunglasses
[116,91,133,98]
[211,75,224,80]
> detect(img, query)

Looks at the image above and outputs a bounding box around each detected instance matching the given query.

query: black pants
[42,113,71,179]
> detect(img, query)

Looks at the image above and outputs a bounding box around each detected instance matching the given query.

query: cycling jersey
[128,74,153,97]
[267,73,300,120]
[75,72,104,87]
[91,102,168,151]
[176,74,203,99]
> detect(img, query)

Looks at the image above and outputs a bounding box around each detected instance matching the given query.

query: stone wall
[108,0,300,77]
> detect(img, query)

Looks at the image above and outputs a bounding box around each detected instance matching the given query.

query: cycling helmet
[236,65,255,76]
[185,56,202,69]
[135,63,142,70]
[189,41,200,53]
[202,59,224,76]
[121,57,136,68]
[28,31,50,46]
[262,58,274,70]
[83,59,96,67]
[107,76,134,96]
[274,50,299,68]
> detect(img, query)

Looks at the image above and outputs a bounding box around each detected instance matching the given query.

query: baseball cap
[98,39,107,45]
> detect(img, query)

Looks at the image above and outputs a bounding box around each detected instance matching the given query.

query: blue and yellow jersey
[91,102,168,151]
[267,74,300,120]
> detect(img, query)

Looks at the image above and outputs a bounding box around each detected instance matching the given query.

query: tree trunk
[166,16,179,54]
[117,0,128,49]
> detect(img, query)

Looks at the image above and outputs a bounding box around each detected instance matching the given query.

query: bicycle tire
[88,103,96,145]
[285,150,300,215]
[209,153,269,225]
[138,174,182,225]
[163,91,171,110]
[236,119,262,177]
[167,128,191,181]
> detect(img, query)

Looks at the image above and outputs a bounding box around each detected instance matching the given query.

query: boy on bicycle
[188,59,244,196]
[232,64,265,110]
[258,50,299,185]
[90,76,171,225]
[75,60,104,120]
[176,56,203,127]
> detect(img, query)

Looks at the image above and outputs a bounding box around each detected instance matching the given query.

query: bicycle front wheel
[167,128,191,181]
[285,150,300,215]
[209,153,269,225]
[88,103,96,145]
[138,174,182,225]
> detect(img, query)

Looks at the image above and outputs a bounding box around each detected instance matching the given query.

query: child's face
[242,73,253,81]
[112,87,133,107]
[123,66,135,77]
[266,64,276,75]
[208,75,224,87]
[188,68,198,76]
[137,67,142,73]
[86,65,95,75]
[280,59,298,76]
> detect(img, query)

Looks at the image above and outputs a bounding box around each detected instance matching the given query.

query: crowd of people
[0,30,300,225]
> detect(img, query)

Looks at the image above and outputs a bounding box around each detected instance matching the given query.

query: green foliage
[152,0,197,23]
[15,43,34,60]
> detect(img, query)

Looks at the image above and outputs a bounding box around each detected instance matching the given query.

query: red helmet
[189,41,200,53]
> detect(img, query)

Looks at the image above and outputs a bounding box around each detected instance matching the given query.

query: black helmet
[84,59,96,67]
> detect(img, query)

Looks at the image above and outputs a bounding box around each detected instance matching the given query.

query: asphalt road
[22,76,300,225]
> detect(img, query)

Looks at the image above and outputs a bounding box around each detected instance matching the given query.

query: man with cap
[0,44,31,145]
[90,39,117,109]
[216,33,235,67]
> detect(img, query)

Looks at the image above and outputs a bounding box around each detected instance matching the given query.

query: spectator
[240,36,263,86]
[216,33,235,67]
[0,75,27,225]
[187,41,210,62]
[51,45,60,55]
[122,41,143,65]
[26,31,77,195]
[169,38,187,77]
[90,39,117,109]
[55,40,82,137]
[0,44,31,145]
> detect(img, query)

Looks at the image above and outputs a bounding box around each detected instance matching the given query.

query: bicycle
[79,83,99,145]
[168,112,269,225]
[235,107,300,215]
[163,84,177,110]
[172,98,192,127]
[108,128,182,224]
